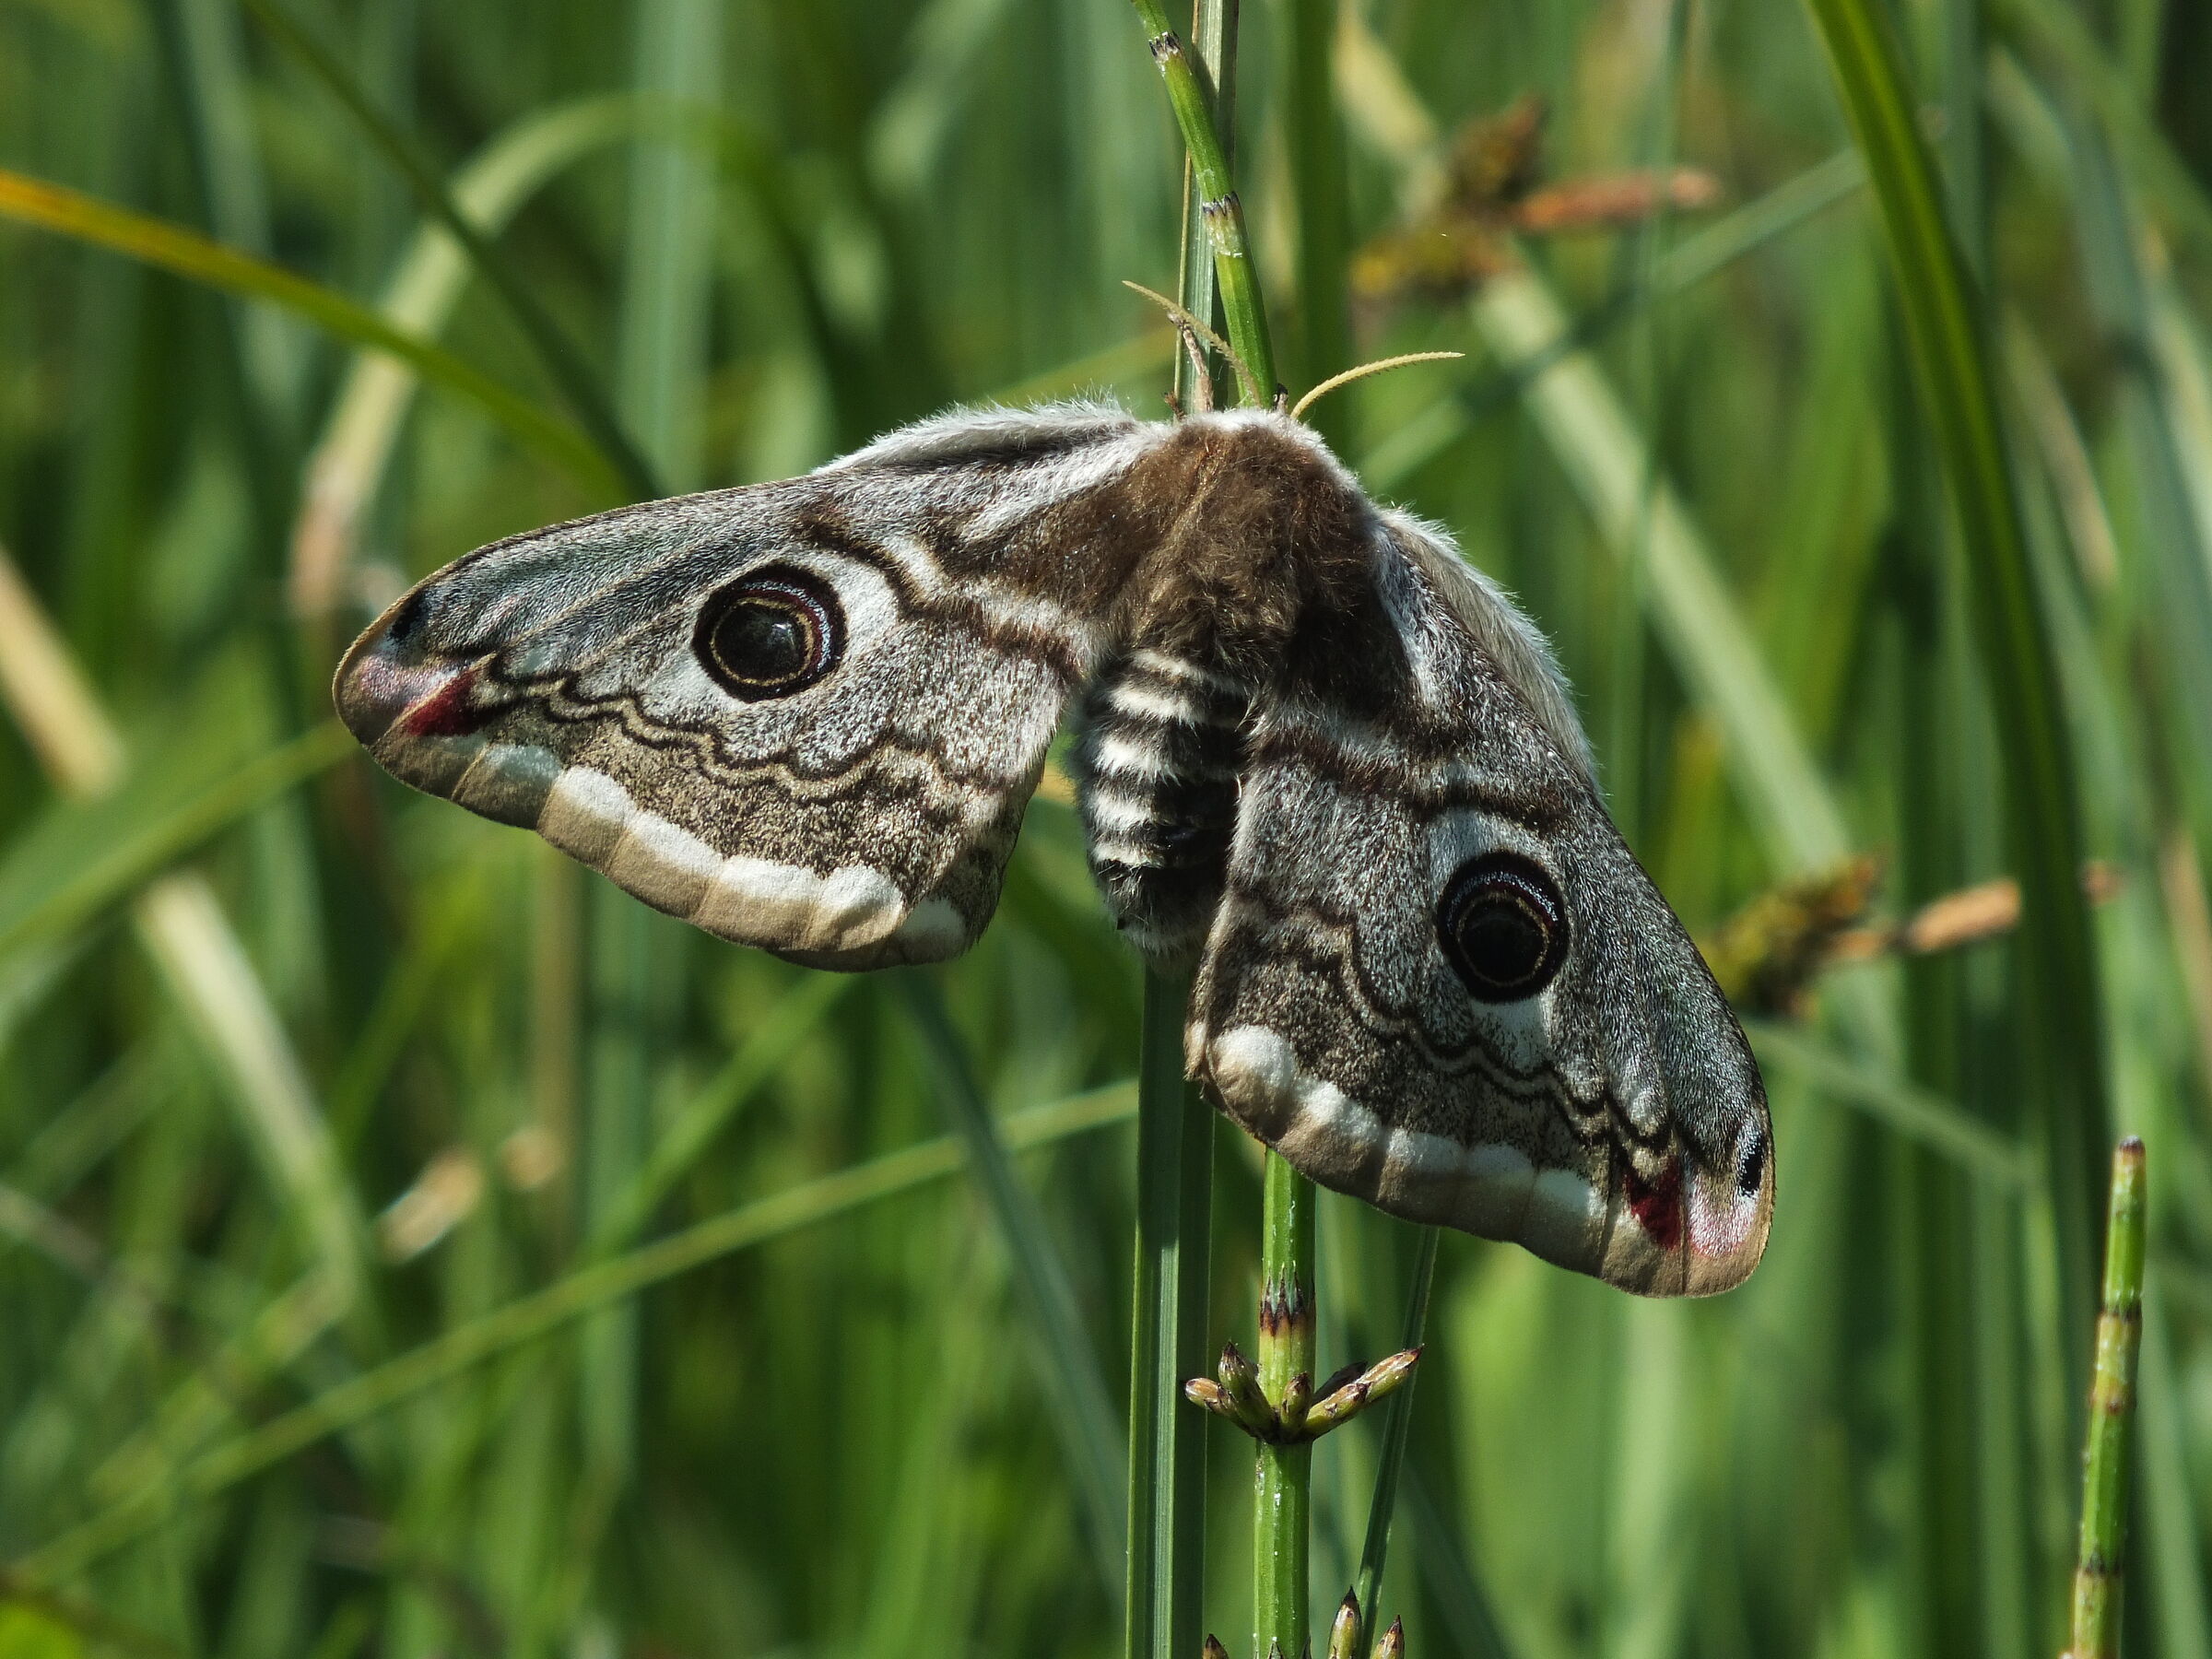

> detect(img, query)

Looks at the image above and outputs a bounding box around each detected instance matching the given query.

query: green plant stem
[1126,0,1280,1650]
[1128,0,1276,401]
[1348,1226,1438,1642]
[1127,967,1215,1659]
[2065,1137,2147,1659]
[1255,1152,1317,1659]
[1284,0,1348,431]
[1125,8,1300,1653]
[1170,0,1232,413]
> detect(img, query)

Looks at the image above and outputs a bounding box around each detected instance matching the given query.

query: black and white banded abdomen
[1068,649,1251,965]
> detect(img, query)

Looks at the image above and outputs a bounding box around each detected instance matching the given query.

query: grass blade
[0,722,353,963]
[1347,1226,1438,1642]
[1996,0,2212,267]
[1404,1468,1518,1659]
[583,973,855,1255]
[2136,1294,2212,1659]
[569,0,725,1535]
[237,0,661,500]
[1743,1019,2032,1184]
[0,547,369,1314]
[899,973,1127,1598]
[1285,0,1350,421]
[616,0,720,491]
[290,95,641,621]
[1803,0,2111,1348]
[1468,266,1851,874]
[8,1079,1139,1586]
[0,169,618,497]
[1330,19,1866,894]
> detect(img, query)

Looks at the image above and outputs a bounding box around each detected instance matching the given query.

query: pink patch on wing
[1687,1179,1760,1258]
[403,665,489,737]
[1623,1159,1683,1251]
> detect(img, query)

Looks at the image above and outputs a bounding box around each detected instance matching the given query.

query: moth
[335,402,1772,1296]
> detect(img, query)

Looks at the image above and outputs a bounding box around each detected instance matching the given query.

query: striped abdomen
[1068,650,1251,964]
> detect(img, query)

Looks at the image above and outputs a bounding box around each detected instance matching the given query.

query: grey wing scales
[335,444,1123,969]
[1187,513,1772,1295]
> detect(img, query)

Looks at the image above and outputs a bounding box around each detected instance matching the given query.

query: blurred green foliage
[1,0,2211,1655]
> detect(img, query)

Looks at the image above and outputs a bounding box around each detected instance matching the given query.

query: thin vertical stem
[580,889,649,1497]
[1255,1154,1317,1659]
[1132,0,1300,1654]
[1128,0,1277,400]
[146,0,292,553]
[529,849,582,1253]
[1128,967,1214,1659]
[2065,1137,2147,1659]
[1128,0,1275,1649]
[1124,4,1285,1653]
[1283,0,1347,432]
[617,0,719,489]
[1171,0,1234,410]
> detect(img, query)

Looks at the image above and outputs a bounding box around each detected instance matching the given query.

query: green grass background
[2,0,2210,1653]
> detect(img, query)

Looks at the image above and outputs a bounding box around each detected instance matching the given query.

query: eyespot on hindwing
[1437,850,1569,1002]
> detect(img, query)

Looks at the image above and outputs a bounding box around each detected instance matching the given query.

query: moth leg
[1175,318,1217,416]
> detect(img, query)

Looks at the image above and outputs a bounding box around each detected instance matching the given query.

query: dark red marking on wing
[403,665,489,737]
[1624,1159,1683,1250]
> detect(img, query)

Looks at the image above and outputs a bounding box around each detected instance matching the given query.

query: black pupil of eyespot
[1462,894,1547,982]
[695,566,841,700]
[717,597,814,686]
[1439,853,1567,1002]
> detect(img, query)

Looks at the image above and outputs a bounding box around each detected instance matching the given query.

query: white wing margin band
[452,744,967,964]
[1201,1023,1708,1296]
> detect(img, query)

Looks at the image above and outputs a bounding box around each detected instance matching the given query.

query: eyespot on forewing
[694,565,844,700]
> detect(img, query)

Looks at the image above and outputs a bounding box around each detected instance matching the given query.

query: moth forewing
[335,406,1160,968]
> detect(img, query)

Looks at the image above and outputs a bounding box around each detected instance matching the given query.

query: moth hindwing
[335,400,1771,1296]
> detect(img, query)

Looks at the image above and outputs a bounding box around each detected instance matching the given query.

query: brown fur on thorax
[1101,418,1380,683]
